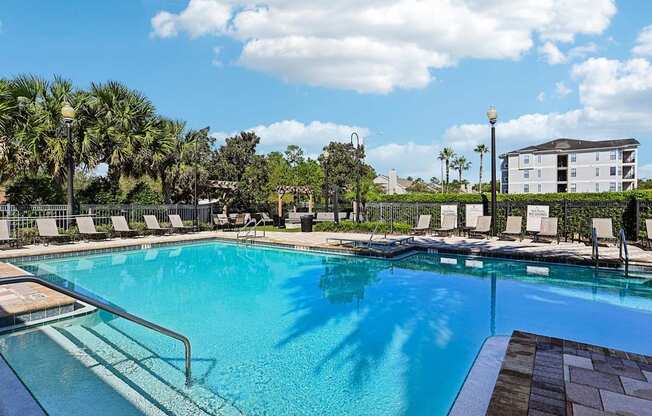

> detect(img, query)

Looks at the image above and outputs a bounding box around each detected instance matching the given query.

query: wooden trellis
[276,185,314,216]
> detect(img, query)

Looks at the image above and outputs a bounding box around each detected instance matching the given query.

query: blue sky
[1,0,651,180]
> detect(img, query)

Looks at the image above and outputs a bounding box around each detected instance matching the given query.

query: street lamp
[487,106,497,235]
[194,126,210,232]
[350,132,364,223]
[61,102,76,222]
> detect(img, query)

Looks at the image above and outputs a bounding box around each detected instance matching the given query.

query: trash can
[300,215,314,232]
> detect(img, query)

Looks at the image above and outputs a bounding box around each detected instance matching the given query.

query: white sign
[527,205,549,232]
[441,204,458,228]
[465,204,484,228]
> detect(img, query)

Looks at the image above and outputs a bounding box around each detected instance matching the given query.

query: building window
[571,153,577,162]
[571,168,576,178]
[537,155,542,164]
[570,183,576,193]
[595,167,600,177]
[524,170,529,179]
[523,155,530,165]
[618,166,622,176]
[610,182,617,192]
[610,150,617,160]
[524,184,529,193]
[537,169,542,178]
[595,152,600,161]
[537,184,542,193]
[595,183,600,192]
[618,182,622,191]
[610,166,616,176]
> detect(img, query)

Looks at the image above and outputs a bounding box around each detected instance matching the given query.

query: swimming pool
[3,241,652,415]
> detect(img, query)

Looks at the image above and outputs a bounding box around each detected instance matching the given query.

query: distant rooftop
[504,138,639,156]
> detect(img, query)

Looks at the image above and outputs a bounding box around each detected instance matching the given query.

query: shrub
[6,175,65,205]
[314,220,412,234]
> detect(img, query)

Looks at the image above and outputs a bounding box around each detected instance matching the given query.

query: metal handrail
[619,228,629,275]
[591,227,599,268]
[0,275,193,386]
[237,218,266,240]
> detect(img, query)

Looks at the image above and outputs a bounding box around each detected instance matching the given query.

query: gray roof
[505,138,639,155]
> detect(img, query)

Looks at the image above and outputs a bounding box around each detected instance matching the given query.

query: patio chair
[432,214,457,237]
[213,214,230,230]
[286,212,303,224]
[111,216,139,238]
[36,218,71,245]
[533,217,559,243]
[76,217,107,240]
[258,212,274,225]
[591,218,617,246]
[169,214,192,233]
[232,213,249,231]
[0,220,17,247]
[499,216,523,241]
[143,215,171,235]
[411,215,432,235]
[468,216,492,239]
[316,212,335,222]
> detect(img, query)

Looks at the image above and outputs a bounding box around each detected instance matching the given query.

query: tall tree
[474,144,488,193]
[439,147,456,191]
[451,156,471,185]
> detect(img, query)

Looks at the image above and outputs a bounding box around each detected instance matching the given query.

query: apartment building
[500,138,639,194]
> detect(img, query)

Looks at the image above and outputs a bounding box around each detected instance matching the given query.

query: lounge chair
[169,214,192,233]
[468,216,492,239]
[591,218,616,246]
[646,219,652,249]
[432,214,457,237]
[534,217,559,243]
[411,215,432,235]
[76,217,107,240]
[0,220,17,247]
[111,216,139,238]
[36,218,70,245]
[231,213,249,231]
[316,212,336,222]
[287,212,303,224]
[143,215,171,235]
[500,216,523,241]
[258,212,274,225]
[213,214,230,230]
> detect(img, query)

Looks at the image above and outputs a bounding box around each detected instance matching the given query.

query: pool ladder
[237,218,266,243]
[0,275,194,386]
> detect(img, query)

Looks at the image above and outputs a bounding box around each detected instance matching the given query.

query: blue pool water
[3,242,652,415]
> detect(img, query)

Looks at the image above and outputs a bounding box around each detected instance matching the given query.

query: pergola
[276,185,314,216]
[210,180,239,213]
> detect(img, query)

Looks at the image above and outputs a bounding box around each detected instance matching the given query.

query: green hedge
[314,220,412,235]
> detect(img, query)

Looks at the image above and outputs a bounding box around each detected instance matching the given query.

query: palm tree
[439,147,456,191]
[437,152,446,193]
[452,156,471,188]
[474,144,488,193]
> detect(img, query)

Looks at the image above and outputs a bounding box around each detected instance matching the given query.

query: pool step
[58,319,243,416]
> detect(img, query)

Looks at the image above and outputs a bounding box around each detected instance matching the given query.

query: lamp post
[194,127,210,232]
[61,102,76,224]
[323,150,330,212]
[350,132,363,223]
[487,106,498,235]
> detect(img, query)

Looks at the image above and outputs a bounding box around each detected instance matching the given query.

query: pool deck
[487,331,652,416]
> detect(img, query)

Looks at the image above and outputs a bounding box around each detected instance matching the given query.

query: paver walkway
[487,331,652,416]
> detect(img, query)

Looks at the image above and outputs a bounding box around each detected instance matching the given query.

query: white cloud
[632,25,652,56]
[567,42,599,60]
[555,81,571,97]
[444,56,652,157]
[366,142,441,179]
[536,92,546,102]
[539,42,566,65]
[151,0,616,93]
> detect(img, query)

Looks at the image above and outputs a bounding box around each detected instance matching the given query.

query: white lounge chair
[144,215,171,235]
[169,214,192,233]
[469,216,492,239]
[592,218,616,246]
[432,214,457,236]
[111,216,139,237]
[534,218,559,243]
[0,220,17,247]
[411,215,432,235]
[213,214,230,229]
[36,218,70,245]
[76,217,107,240]
[646,219,652,249]
[500,216,523,241]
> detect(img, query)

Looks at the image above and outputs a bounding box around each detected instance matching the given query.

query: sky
[1,0,652,181]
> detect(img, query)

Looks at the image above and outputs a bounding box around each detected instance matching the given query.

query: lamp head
[61,102,75,123]
[487,106,497,125]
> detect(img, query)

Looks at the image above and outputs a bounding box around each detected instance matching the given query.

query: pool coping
[3,233,648,276]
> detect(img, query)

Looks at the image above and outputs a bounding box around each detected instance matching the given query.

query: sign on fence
[527,205,549,232]
[465,204,483,228]
[441,204,458,228]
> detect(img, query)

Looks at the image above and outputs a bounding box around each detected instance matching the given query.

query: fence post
[635,199,641,242]
[563,199,569,242]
